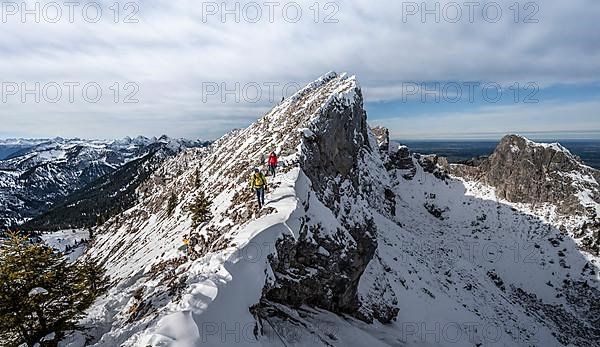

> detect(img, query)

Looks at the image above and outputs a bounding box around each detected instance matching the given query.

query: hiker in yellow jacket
[250,167,267,208]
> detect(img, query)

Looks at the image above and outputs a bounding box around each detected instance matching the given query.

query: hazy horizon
[3,130,600,143]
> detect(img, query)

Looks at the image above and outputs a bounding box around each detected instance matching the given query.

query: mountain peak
[499,134,574,156]
[450,133,600,254]
[263,71,359,126]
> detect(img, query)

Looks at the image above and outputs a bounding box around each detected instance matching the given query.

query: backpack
[253,173,266,187]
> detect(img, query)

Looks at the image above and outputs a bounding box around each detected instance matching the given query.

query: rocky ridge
[449,134,600,254]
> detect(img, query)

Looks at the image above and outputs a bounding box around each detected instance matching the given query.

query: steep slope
[372,139,600,346]
[64,73,600,347]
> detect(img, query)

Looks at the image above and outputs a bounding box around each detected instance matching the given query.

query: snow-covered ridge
[0,135,205,146]
[72,72,387,345]
[0,138,49,146]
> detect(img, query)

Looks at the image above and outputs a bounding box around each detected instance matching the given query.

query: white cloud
[0,0,599,139]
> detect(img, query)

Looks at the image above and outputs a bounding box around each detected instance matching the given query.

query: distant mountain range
[0,138,49,160]
[0,136,210,230]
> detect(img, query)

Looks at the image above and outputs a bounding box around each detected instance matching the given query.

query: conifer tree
[189,191,213,228]
[74,259,109,308]
[167,192,178,215]
[0,233,107,346]
[194,166,201,189]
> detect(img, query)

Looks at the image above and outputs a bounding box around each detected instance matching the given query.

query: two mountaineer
[250,151,278,209]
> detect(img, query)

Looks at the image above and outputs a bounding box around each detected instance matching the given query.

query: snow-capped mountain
[449,134,600,256]
[64,72,599,347]
[0,136,205,229]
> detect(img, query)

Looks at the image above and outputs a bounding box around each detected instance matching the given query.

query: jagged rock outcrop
[387,145,417,180]
[450,135,598,214]
[370,126,390,152]
[369,126,416,180]
[263,73,398,324]
[416,154,450,180]
[457,155,488,167]
[450,134,600,254]
[300,82,370,194]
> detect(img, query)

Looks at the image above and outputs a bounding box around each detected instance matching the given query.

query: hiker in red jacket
[267,152,278,177]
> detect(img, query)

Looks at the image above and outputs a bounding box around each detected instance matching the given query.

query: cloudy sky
[1,0,599,140]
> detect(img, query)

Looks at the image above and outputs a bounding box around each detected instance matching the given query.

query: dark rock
[449,134,600,255]
[458,155,489,167]
[424,202,447,220]
[511,283,600,346]
[417,155,450,180]
[487,271,506,292]
[386,146,417,180]
[266,218,380,321]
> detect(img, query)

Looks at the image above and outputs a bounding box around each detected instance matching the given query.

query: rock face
[300,85,370,194]
[417,154,450,180]
[266,222,378,317]
[263,73,398,324]
[479,135,597,214]
[387,145,417,180]
[450,134,600,254]
[457,155,488,167]
[371,128,416,180]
